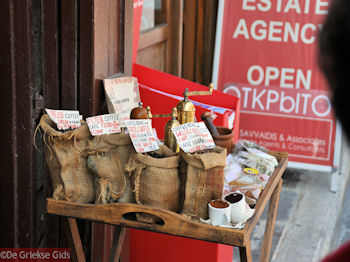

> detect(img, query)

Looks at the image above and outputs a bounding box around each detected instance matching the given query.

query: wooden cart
[46,152,287,262]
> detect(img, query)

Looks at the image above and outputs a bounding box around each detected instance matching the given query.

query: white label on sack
[45,109,81,130]
[103,76,140,121]
[125,119,159,153]
[86,114,122,136]
[172,122,215,153]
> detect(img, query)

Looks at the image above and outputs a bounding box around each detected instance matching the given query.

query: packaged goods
[237,151,276,177]
[38,114,94,203]
[224,154,243,182]
[234,139,269,153]
[224,140,279,201]
[180,146,227,220]
[125,145,180,223]
[87,132,135,204]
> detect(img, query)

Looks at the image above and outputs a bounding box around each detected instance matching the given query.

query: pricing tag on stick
[86,114,121,136]
[125,119,159,153]
[45,109,81,130]
[172,122,215,153]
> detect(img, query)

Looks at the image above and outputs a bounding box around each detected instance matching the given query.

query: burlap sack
[87,132,134,204]
[180,146,227,220]
[38,114,94,203]
[125,145,180,223]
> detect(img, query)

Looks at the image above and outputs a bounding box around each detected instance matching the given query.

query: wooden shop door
[136,0,183,77]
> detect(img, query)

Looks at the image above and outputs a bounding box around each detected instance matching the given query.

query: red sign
[214,0,336,167]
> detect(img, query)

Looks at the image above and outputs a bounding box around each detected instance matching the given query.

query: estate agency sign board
[213,0,339,170]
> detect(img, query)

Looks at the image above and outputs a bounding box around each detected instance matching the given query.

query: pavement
[233,140,350,262]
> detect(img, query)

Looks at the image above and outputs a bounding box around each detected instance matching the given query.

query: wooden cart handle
[46,197,246,246]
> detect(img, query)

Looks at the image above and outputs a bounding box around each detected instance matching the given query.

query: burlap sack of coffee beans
[38,114,94,203]
[125,145,180,223]
[87,132,135,204]
[180,146,227,220]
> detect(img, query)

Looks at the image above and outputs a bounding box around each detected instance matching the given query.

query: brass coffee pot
[152,107,180,153]
[176,83,213,124]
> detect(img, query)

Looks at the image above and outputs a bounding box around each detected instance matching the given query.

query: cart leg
[108,226,127,262]
[68,218,86,262]
[259,178,283,262]
[239,238,252,262]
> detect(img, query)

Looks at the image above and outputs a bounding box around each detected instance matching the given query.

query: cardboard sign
[86,114,121,136]
[103,76,141,121]
[172,122,215,153]
[45,109,81,130]
[213,0,338,170]
[125,119,159,153]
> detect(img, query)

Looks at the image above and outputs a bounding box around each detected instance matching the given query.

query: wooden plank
[196,0,218,85]
[93,0,121,116]
[138,25,169,51]
[168,0,183,76]
[47,199,245,247]
[165,0,171,73]
[137,42,166,72]
[239,238,253,262]
[61,0,78,109]
[91,223,115,262]
[61,217,78,262]
[42,0,60,108]
[12,0,36,247]
[0,0,16,247]
[245,157,288,237]
[41,0,60,247]
[8,1,36,247]
[68,218,86,262]
[123,0,134,76]
[182,0,197,81]
[79,0,95,117]
[182,0,218,85]
[108,227,126,262]
[114,227,126,262]
[195,0,204,83]
[80,0,128,117]
[259,179,283,262]
[0,0,45,247]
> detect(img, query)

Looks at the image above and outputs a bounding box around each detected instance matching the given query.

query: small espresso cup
[224,191,248,224]
[208,199,231,226]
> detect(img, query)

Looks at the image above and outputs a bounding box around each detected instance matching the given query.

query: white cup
[208,199,231,226]
[224,191,252,224]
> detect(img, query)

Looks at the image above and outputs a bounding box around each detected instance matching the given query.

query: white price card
[103,76,140,121]
[125,119,159,153]
[172,122,215,153]
[86,114,121,136]
[45,109,81,130]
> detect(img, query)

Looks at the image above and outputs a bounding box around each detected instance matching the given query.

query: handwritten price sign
[172,122,215,153]
[45,109,81,130]
[86,114,121,136]
[125,119,159,153]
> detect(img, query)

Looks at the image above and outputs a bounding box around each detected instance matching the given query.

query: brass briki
[164,108,180,153]
[149,107,180,153]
